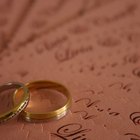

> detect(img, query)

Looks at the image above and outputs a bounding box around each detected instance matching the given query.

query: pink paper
[0,0,140,139]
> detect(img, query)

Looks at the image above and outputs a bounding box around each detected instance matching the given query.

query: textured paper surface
[0,0,140,139]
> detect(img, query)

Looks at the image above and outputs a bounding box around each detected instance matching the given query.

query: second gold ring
[14,80,72,122]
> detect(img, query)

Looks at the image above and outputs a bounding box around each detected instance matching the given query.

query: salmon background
[0,0,140,139]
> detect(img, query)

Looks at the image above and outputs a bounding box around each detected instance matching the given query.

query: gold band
[14,80,72,122]
[0,82,29,123]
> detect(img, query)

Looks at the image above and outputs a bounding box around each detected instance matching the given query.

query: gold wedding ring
[0,82,29,123]
[14,80,72,122]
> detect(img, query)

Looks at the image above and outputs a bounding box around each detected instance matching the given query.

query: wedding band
[0,82,29,123]
[14,80,72,122]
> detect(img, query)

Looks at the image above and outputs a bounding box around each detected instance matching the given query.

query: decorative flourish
[130,112,140,125]
[51,123,91,139]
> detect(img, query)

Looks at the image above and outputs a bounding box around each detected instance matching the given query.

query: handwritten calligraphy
[109,82,132,92]
[106,108,120,116]
[0,17,8,27]
[13,0,116,47]
[125,133,140,140]
[31,0,67,30]
[38,0,67,16]
[123,54,140,64]
[69,24,89,35]
[73,110,96,120]
[126,32,140,43]
[43,35,68,51]
[74,96,120,120]
[0,31,8,53]
[91,3,137,26]
[31,19,46,29]
[132,67,140,78]
[0,0,139,139]
[0,0,13,13]
[51,123,91,140]
[97,36,121,47]
[130,112,140,125]
[75,98,100,108]
[55,45,93,62]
